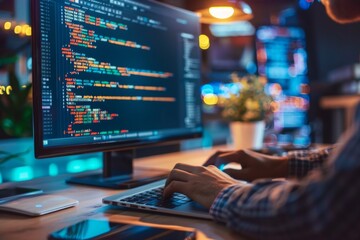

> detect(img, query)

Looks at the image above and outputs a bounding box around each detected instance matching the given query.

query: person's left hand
[163,163,244,209]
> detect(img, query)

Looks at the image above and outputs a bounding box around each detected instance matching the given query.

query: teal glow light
[86,158,102,170]
[201,129,213,149]
[219,164,226,171]
[0,172,2,184]
[67,160,86,173]
[11,166,34,181]
[201,84,214,96]
[49,163,59,176]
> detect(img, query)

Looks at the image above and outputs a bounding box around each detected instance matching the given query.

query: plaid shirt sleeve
[210,123,360,240]
[287,146,336,179]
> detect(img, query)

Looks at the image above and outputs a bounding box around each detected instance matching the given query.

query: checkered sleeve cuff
[287,146,334,178]
[209,185,240,222]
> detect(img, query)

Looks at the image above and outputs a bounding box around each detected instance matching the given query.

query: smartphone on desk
[0,187,43,204]
[48,219,197,240]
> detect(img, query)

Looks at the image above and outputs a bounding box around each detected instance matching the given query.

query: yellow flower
[245,99,260,111]
[240,79,249,89]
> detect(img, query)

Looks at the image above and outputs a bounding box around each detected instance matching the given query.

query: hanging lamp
[196,0,253,24]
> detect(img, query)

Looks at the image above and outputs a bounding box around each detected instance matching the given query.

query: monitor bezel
[31,0,203,159]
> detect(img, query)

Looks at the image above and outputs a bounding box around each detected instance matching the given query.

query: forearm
[209,123,359,239]
[209,171,344,240]
[210,180,313,239]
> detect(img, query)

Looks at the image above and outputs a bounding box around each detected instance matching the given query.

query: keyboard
[119,187,193,209]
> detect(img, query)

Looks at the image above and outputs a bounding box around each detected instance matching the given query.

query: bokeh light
[199,34,210,50]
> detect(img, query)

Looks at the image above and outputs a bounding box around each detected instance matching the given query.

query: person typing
[163,1,360,238]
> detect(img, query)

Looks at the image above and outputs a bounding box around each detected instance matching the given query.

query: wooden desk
[0,147,246,240]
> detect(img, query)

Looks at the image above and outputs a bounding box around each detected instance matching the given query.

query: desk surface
[0,146,247,240]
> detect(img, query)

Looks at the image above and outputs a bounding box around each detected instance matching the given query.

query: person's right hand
[203,149,289,182]
[163,163,241,209]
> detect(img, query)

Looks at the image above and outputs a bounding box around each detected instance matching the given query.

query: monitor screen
[32,0,202,159]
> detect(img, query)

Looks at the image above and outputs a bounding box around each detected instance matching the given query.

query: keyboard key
[119,186,192,208]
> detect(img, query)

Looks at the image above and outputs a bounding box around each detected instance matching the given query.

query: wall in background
[301,3,360,82]
[298,2,360,143]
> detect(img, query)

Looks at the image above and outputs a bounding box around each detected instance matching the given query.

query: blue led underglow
[67,160,86,173]
[49,163,59,176]
[86,158,102,170]
[11,166,34,181]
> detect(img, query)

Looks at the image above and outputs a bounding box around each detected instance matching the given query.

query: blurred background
[0,0,359,183]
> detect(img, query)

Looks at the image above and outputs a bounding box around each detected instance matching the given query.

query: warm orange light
[203,94,219,105]
[6,86,12,95]
[199,34,210,50]
[196,2,253,24]
[271,101,280,112]
[300,84,310,94]
[209,6,235,19]
[4,22,11,30]
[269,83,282,96]
[25,26,32,36]
[14,25,22,34]
[0,85,13,96]
[21,24,29,35]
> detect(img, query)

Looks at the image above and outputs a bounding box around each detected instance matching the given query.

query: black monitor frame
[31,0,202,188]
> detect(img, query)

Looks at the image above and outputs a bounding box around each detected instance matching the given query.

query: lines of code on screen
[38,0,201,147]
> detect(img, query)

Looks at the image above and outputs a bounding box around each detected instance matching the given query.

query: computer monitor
[31,0,202,188]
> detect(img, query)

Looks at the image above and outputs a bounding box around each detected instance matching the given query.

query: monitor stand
[66,150,169,189]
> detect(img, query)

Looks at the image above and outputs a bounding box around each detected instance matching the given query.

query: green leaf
[0,65,33,137]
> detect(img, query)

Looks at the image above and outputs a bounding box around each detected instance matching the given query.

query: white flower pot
[229,121,265,150]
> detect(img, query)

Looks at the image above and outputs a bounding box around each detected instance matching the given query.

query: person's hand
[202,150,231,166]
[163,163,241,209]
[203,149,289,182]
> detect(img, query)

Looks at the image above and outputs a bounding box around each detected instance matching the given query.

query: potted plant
[0,65,33,138]
[219,73,273,149]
